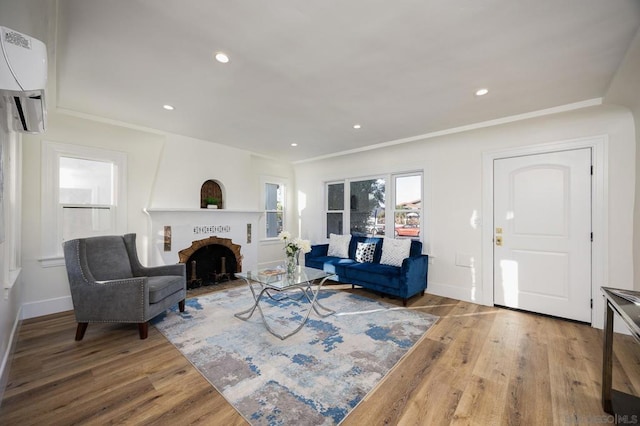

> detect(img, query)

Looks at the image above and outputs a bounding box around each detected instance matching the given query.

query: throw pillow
[327,233,351,258]
[355,242,376,263]
[380,238,411,267]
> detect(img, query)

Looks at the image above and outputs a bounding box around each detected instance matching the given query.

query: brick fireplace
[179,236,242,288]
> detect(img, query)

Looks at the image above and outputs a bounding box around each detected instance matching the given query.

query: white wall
[150,134,257,210]
[19,111,295,318]
[0,0,54,45]
[0,0,54,401]
[0,118,23,404]
[148,134,297,268]
[249,154,298,267]
[605,27,640,291]
[20,112,166,316]
[294,104,636,318]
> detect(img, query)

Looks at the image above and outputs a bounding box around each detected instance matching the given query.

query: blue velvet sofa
[304,236,429,306]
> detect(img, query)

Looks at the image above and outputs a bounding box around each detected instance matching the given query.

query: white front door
[493,148,592,322]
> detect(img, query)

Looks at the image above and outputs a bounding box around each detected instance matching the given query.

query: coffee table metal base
[234,274,335,340]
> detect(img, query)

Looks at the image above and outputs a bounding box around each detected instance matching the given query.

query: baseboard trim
[426,281,625,333]
[21,296,73,320]
[0,305,23,404]
[427,281,480,305]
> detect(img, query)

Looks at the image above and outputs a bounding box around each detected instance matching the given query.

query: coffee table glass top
[235,265,336,340]
[236,266,333,289]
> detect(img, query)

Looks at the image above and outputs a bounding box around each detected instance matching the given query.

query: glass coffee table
[234,266,336,340]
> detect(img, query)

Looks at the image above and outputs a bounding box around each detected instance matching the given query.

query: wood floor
[1,283,638,425]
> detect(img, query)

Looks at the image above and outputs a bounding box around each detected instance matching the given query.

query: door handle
[495,236,503,246]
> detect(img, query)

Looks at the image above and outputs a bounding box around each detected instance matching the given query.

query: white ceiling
[54,0,640,162]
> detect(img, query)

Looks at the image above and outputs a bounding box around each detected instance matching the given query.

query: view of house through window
[59,157,116,241]
[325,172,422,241]
[393,174,422,239]
[265,182,284,238]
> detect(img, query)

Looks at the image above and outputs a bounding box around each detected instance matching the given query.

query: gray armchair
[62,233,186,340]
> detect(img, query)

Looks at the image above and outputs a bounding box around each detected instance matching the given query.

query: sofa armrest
[401,254,429,290]
[307,244,329,258]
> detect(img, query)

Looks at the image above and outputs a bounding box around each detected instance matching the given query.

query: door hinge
[590,298,593,309]
[590,165,594,175]
[590,232,593,242]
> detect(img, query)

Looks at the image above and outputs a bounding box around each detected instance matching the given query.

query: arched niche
[200,180,224,209]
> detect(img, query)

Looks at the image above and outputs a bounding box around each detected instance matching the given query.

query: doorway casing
[481,135,608,328]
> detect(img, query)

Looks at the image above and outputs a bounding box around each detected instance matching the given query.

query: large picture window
[325,172,422,242]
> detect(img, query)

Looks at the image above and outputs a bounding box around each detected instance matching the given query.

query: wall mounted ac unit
[0,26,47,134]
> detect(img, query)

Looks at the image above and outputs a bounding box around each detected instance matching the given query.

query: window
[59,157,116,241]
[265,182,284,238]
[326,182,344,237]
[325,172,422,242]
[349,178,385,237]
[41,142,127,264]
[393,173,422,240]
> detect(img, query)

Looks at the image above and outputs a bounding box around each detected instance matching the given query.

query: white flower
[298,239,311,254]
[279,231,311,255]
[278,231,291,241]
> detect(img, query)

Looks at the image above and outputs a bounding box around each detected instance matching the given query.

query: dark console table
[601,287,640,418]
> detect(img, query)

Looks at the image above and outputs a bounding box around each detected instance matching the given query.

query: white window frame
[325,181,346,237]
[2,128,23,298]
[40,141,127,266]
[324,170,425,245]
[261,176,287,241]
[391,171,423,240]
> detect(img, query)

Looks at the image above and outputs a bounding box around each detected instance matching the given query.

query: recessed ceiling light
[290,143,298,147]
[353,124,361,129]
[475,88,489,96]
[163,104,174,110]
[215,52,229,63]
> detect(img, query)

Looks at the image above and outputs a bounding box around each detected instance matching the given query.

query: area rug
[152,287,438,425]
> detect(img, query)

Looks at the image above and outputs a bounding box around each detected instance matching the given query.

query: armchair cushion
[148,275,185,304]
[85,236,133,280]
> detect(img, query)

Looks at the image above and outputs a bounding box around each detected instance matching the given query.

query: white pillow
[380,238,411,267]
[327,233,351,258]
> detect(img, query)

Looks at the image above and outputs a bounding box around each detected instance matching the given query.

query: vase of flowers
[278,231,311,276]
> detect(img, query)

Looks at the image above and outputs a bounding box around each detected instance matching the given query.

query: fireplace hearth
[179,236,242,289]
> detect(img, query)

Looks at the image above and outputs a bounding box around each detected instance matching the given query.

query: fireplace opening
[179,236,242,289]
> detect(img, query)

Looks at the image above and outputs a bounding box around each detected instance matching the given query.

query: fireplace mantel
[145,208,263,270]
[145,208,264,214]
